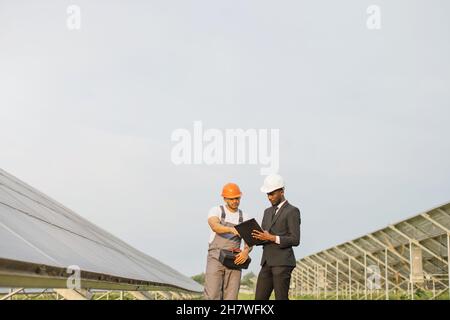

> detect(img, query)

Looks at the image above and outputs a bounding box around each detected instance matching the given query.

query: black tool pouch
[219,249,251,270]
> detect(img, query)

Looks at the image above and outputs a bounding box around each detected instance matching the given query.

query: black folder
[235,218,269,246]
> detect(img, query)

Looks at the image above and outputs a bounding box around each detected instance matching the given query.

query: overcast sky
[1,0,449,277]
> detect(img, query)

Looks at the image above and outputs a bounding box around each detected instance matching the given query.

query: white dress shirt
[273,200,287,244]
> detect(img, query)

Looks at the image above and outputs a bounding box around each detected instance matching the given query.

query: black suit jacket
[260,201,301,267]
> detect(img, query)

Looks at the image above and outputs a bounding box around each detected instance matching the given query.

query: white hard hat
[260,174,285,193]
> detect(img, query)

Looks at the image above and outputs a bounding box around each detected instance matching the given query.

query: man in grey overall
[204,183,252,300]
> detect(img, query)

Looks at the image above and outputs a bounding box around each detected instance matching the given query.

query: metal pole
[409,241,414,300]
[315,264,318,299]
[303,268,306,297]
[300,269,303,296]
[364,253,367,300]
[307,268,310,296]
[385,248,389,300]
[336,260,339,300]
[317,265,321,299]
[348,259,352,300]
[447,233,450,299]
[307,268,310,295]
[317,264,320,299]
[432,279,436,299]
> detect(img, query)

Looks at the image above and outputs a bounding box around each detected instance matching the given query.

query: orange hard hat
[221,183,242,198]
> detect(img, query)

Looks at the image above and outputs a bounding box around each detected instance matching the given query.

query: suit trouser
[255,264,295,300]
[204,252,241,300]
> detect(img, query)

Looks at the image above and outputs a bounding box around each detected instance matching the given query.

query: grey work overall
[204,206,243,300]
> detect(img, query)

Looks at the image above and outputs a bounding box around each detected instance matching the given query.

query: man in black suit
[252,174,301,300]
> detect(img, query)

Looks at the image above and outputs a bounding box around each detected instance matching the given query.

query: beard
[271,199,281,206]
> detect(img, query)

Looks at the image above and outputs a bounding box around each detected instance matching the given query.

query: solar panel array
[292,202,450,299]
[0,168,202,294]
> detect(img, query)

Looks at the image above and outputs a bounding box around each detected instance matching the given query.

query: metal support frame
[448,233,450,299]
[348,259,352,300]
[388,225,449,294]
[409,241,414,300]
[310,253,363,299]
[421,213,450,234]
[0,288,24,300]
[389,225,448,265]
[323,252,363,298]
[364,253,367,299]
[366,232,446,289]
[385,248,389,300]
[0,288,201,301]
[325,263,328,298]
[311,254,362,286]
[296,261,319,292]
[295,205,450,301]
[336,260,339,300]
[345,241,406,292]
[332,245,405,293]
[302,266,312,294]
[54,289,91,300]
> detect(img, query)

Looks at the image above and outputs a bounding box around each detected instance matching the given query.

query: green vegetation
[241,271,256,289]
[191,272,205,285]
[289,291,450,300]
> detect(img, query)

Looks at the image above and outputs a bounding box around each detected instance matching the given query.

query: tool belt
[219,248,251,270]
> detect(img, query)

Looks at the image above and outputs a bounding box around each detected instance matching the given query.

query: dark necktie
[271,206,278,223]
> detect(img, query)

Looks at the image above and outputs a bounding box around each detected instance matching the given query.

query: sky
[0,0,449,277]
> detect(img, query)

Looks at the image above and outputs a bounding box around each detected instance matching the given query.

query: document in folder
[235,218,269,246]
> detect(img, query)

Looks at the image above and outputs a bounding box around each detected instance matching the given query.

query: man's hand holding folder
[251,229,276,242]
[234,218,272,246]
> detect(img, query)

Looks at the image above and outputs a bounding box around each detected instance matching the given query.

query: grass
[3,290,448,300]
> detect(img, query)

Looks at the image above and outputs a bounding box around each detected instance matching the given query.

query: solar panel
[293,202,450,298]
[0,168,202,293]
